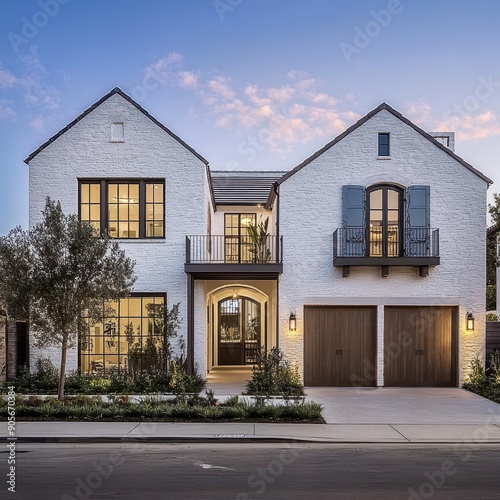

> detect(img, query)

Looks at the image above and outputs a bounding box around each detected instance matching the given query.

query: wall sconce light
[466,312,475,331]
[289,312,296,331]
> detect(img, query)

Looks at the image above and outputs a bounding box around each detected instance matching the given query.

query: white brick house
[25,89,491,387]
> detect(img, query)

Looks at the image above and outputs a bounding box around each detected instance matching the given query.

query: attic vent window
[378,133,390,157]
[111,122,124,142]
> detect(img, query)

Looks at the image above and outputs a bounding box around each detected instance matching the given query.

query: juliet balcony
[185,235,283,279]
[333,227,440,277]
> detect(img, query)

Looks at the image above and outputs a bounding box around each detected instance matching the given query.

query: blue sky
[1,0,500,234]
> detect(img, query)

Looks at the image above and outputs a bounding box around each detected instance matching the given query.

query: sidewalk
[3,421,500,444]
[3,387,500,444]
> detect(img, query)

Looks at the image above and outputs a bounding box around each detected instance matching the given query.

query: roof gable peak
[278,102,492,185]
[24,87,208,165]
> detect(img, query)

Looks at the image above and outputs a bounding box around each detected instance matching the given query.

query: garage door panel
[384,306,456,387]
[304,306,376,387]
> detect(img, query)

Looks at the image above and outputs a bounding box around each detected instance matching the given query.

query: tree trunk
[58,335,68,401]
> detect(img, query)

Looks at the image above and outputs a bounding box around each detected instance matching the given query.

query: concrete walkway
[3,420,500,444]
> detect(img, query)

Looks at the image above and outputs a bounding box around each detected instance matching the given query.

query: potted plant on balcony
[247,217,272,263]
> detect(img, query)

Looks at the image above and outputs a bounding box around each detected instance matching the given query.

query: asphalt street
[3,443,500,499]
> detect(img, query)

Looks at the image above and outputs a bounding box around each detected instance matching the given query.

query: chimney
[428,132,455,152]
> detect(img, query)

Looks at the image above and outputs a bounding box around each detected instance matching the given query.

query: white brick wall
[27,97,489,387]
[28,92,208,372]
[278,109,488,386]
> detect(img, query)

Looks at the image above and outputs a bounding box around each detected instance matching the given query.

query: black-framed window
[378,133,390,156]
[79,293,166,374]
[224,213,256,263]
[79,179,165,239]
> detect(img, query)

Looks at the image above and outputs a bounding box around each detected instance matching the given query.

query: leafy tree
[487,193,500,311]
[489,193,500,226]
[0,198,136,400]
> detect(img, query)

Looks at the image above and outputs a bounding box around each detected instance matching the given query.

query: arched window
[367,185,403,257]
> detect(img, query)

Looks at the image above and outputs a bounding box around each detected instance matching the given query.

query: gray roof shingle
[210,171,286,206]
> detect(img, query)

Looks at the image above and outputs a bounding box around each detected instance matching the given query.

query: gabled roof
[277,102,493,186]
[210,170,285,207]
[24,87,209,165]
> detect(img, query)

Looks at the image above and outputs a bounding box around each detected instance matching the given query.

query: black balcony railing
[333,227,440,259]
[186,235,283,264]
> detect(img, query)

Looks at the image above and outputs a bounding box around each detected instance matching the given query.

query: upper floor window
[79,179,165,239]
[367,185,402,257]
[342,184,431,258]
[224,213,256,263]
[378,133,390,156]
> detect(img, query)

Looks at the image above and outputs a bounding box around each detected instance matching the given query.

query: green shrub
[3,361,205,396]
[5,357,59,394]
[468,357,488,386]
[488,351,500,384]
[245,347,304,397]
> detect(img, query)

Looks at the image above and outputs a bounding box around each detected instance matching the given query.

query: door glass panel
[369,189,383,257]
[388,189,399,209]
[244,300,260,342]
[219,299,240,342]
[224,214,256,263]
[369,187,401,257]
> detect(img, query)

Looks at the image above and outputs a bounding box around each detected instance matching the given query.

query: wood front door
[304,306,377,386]
[384,306,457,387]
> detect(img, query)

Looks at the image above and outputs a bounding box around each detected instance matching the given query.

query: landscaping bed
[462,354,500,405]
[463,383,500,405]
[0,348,324,422]
[0,395,324,423]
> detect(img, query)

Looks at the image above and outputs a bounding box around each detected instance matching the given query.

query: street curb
[8,437,500,444]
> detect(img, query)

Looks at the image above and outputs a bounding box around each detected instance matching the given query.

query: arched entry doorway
[218,296,261,365]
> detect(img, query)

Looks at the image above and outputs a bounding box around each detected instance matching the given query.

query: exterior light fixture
[289,312,296,331]
[466,312,475,331]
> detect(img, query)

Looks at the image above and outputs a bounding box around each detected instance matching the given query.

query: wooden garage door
[384,306,457,387]
[304,306,377,387]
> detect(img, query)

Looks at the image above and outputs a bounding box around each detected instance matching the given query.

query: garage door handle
[415,349,424,355]
[336,349,343,355]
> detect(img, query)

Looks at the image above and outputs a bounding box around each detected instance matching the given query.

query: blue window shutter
[342,185,366,256]
[342,185,366,228]
[405,185,430,256]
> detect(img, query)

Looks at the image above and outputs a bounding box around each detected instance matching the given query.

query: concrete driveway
[305,387,500,425]
[206,368,500,426]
